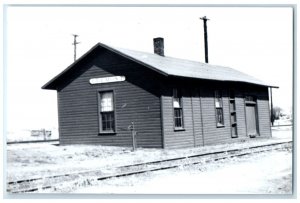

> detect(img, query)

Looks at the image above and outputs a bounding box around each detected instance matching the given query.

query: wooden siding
[161,86,203,149]
[54,46,271,148]
[57,48,164,148]
[162,94,195,149]
[161,80,271,148]
[191,90,203,147]
[241,85,271,138]
[200,87,232,145]
[234,90,247,138]
[252,87,271,138]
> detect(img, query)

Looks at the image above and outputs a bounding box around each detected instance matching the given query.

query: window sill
[245,101,256,105]
[98,132,117,136]
[216,124,225,128]
[174,127,185,131]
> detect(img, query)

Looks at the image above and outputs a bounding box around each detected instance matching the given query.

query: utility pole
[72,34,80,61]
[200,16,209,63]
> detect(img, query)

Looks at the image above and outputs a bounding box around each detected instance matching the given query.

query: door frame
[244,95,260,137]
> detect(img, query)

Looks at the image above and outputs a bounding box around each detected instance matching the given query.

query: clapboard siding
[255,87,272,138]
[162,94,195,149]
[161,81,204,149]
[191,90,203,147]
[234,91,247,138]
[242,85,271,138]
[200,88,232,145]
[54,46,272,148]
[161,80,271,148]
[58,48,163,148]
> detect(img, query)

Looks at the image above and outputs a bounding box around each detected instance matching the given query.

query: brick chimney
[153,37,164,56]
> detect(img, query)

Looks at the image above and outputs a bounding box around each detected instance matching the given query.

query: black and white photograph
[3,2,295,197]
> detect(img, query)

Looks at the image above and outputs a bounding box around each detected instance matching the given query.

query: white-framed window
[173,88,184,129]
[99,91,115,133]
[215,90,224,126]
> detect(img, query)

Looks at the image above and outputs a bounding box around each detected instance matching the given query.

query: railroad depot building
[42,38,276,149]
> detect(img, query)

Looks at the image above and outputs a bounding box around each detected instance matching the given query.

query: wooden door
[246,104,258,137]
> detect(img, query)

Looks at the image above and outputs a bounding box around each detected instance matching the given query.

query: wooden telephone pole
[200,16,209,63]
[72,34,80,61]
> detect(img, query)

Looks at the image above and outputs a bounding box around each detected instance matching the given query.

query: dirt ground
[6,127,293,194]
[74,148,292,194]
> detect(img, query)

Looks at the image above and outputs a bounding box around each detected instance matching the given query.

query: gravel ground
[6,127,293,194]
[73,148,292,194]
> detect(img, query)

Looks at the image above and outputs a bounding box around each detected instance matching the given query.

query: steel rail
[7,141,292,193]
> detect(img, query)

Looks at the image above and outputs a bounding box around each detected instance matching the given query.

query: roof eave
[169,74,278,88]
[42,42,277,90]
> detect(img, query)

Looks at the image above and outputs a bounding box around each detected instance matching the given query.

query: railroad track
[7,139,59,145]
[7,141,292,193]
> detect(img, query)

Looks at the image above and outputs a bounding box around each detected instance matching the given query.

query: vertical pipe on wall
[270,87,274,126]
[160,95,166,149]
[190,91,196,147]
[267,88,273,138]
[199,89,205,146]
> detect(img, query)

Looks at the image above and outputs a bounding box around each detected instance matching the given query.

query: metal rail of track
[7,141,292,193]
[7,139,59,145]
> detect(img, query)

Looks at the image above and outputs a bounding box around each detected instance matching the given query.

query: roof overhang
[42,42,278,90]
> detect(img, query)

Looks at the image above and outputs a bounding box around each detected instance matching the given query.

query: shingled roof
[42,42,277,89]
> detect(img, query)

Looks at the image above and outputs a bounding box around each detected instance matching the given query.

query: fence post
[43,129,46,140]
[129,122,137,151]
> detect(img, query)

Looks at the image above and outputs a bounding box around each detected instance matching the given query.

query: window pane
[175,118,181,127]
[101,113,107,131]
[216,108,224,125]
[215,90,224,126]
[101,112,114,131]
[215,90,222,107]
[101,92,113,112]
[215,99,222,108]
[173,89,181,108]
[174,108,183,128]
[173,88,184,129]
[173,98,181,108]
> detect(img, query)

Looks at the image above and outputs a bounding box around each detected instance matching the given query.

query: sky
[5,6,293,133]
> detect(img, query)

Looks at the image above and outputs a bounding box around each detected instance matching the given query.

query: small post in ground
[43,128,46,140]
[128,122,137,151]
